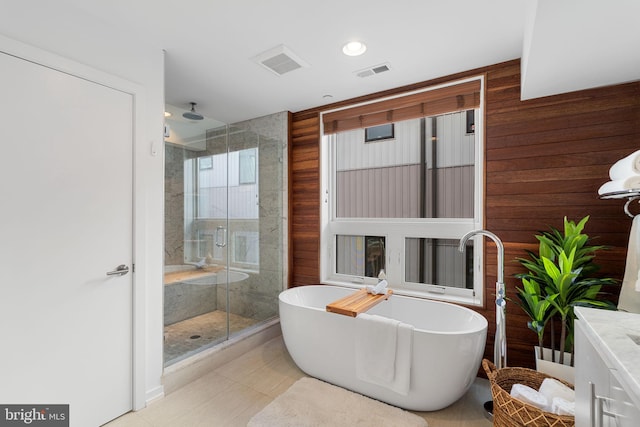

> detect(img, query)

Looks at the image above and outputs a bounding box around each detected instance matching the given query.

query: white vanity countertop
[575,306,640,404]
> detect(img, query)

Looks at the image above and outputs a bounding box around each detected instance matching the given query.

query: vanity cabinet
[574,307,640,427]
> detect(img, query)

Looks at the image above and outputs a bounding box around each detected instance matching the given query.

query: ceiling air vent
[252,44,310,76]
[355,63,391,78]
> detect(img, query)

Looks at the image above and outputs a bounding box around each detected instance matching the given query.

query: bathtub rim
[279,284,488,336]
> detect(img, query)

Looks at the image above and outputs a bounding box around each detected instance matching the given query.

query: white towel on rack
[355,313,413,395]
[598,176,640,195]
[618,215,640,314]
[609,149,640,180]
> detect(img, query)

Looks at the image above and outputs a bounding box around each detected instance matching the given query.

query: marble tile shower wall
[164,144,196,266]
[164,282,218,325]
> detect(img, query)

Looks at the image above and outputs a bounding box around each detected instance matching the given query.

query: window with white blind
[320,77,485,305]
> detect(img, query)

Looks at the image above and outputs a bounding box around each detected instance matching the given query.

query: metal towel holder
[600,189,640,218]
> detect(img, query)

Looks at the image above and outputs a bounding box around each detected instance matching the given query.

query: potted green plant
[514,216,617,382]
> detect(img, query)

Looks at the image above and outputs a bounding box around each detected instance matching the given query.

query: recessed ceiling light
[342,41,367,57]
[164,111,172,117]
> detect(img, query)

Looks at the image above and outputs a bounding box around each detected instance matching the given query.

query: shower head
[182,102,204,121]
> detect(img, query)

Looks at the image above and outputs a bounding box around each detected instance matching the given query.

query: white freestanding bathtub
[279,285,488,411]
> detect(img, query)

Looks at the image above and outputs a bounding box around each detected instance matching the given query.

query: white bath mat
[247,377,428,427]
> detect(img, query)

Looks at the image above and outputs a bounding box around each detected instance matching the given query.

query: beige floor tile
[229,355,305,398]
[102,412,154,427]
[106,335,495,427]
[215,337,304,398]
[413,378,493,427]
[173,381,271,427]
[213,346,270,380]
[136,372,236,426]
[221,397,272,427]
[213,335,288,378]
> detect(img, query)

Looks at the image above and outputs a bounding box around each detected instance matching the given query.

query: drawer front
[608,369,640,427]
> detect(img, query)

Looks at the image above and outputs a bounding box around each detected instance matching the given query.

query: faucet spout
[458,229,504,285]
[459,228,507,369]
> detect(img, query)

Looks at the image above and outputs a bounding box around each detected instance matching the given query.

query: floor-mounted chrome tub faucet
[458,229,506,370]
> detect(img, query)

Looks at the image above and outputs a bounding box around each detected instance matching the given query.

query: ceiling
[1,0,639,125]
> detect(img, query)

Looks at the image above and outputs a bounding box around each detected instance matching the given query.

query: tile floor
[164,310,257,365]
[107,336,493,427]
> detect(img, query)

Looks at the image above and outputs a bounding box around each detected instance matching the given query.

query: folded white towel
[609,149,640,180]
[539,378,575,404]
[551,397,575,416]
[356,313,398,383]
[366,279,388,295]
[355,313,413,395]
[619,215,640,313]
[598,176,640,195]
[510,383,548,411]
[392,322,413,395]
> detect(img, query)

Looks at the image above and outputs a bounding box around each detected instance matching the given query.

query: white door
[0,50,133,426]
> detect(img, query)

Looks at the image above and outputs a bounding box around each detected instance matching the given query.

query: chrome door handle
[106,264,129,276]
[215,226,227,248]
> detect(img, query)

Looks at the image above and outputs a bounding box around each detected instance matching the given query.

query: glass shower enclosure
[164,109,286,366]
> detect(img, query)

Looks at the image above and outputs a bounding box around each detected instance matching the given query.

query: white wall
[0,3,165,407]
[521,0,640,100]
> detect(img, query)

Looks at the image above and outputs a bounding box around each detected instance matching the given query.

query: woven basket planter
[482,359,575,427]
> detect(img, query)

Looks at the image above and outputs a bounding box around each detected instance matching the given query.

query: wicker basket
[482,359,575,427]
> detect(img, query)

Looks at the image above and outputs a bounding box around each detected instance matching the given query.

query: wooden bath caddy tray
[326,288,393,317]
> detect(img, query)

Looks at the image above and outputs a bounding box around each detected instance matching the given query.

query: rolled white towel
[366,279,388,295]
[598,176,640,195]
[551,397,575,416]
[610,149,640,180]
[510,383,549,411]
[539,378,575,403]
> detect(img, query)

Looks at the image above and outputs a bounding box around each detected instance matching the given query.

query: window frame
[319,76,486,306]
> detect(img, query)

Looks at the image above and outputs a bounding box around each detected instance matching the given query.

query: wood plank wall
[289,59,640,369]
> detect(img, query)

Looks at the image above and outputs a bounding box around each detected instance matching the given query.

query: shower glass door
[191,125,261,344]
[186,125,236,351]
[164,111,284,367]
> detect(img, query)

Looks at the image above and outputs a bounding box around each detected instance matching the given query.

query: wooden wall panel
[290,112,321,286]
[289,59,640,369]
